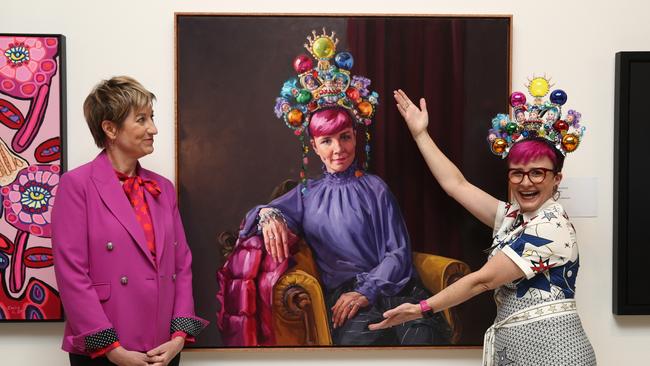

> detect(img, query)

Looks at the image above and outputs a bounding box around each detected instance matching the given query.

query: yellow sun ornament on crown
[274,28,379,189]
[487,75,585,158]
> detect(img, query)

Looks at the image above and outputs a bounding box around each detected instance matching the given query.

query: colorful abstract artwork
[0,34,65,321]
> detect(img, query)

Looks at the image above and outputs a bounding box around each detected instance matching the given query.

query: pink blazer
[52,151,207,355]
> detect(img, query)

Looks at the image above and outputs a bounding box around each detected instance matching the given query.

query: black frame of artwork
[613,51,650,315]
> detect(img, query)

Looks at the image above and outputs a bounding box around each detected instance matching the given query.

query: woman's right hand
[106,346,150,366]
[394,89,429,139]
[259,208,290,263]
[368,302,421,331]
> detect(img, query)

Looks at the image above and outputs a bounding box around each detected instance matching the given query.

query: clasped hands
[106,336,184,366]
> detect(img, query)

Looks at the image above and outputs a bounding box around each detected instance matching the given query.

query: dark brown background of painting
[176,15,510,348]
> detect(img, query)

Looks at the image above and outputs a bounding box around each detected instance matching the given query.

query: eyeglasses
[508,168,556,184]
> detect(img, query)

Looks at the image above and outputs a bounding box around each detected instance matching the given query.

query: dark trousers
[325,277,452,346]
[69,353,181,366]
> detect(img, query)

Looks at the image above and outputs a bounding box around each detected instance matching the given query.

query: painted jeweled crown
[274,28,379,132]
[273,28,379,190]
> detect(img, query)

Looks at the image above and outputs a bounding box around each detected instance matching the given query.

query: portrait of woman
[217,31,451,346]
[178,16,511,347]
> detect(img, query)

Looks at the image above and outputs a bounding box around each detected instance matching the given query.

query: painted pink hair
[507,139,565,172]
[308,108,353,137]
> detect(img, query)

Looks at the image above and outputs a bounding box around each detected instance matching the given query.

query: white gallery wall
[1,0,650,364]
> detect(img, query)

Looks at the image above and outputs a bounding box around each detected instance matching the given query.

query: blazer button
[106,242,114,251]
[174,241,178,246]
[172,274,176,281]
[120,276,128,285]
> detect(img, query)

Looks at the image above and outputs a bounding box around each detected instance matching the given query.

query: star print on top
[490,199,579,300]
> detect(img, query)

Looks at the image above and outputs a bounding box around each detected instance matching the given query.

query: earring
[552,186,560,201]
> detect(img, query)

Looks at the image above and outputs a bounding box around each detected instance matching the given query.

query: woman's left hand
[331,291,369,329]
[259,208,291,263]
[368,302,421,331]
[394,89,429,139]
[145,336,184,366]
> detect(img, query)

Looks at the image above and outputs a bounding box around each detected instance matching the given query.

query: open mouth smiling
[519,190,540,199]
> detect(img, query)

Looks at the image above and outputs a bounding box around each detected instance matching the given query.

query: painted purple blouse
[240,165,414,305]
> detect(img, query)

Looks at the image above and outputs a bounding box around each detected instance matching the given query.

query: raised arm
[394,89,499,227]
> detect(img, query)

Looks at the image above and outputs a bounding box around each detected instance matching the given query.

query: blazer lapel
[90,151,156,267]
[140,168,166,265]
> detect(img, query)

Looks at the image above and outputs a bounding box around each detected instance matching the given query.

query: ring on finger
[404,103,410,109]
[268,234,276,240]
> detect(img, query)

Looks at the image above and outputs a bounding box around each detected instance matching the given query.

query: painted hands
[259,207,290,263]
[331,291,369,329]
[0,138,26,186]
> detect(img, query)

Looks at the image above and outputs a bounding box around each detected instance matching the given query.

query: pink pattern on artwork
[1,164,59,294]
[0,35,62,320]
[2,164,59,237]
[0,36,59,153]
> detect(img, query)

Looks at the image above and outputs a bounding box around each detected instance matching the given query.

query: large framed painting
[613,51,650,315]
[176,14,510,348]
[0,34,66,321]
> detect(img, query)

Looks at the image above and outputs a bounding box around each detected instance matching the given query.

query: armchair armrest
[412,251,471,344]
[413,252,471,294]
[272,242,332,346]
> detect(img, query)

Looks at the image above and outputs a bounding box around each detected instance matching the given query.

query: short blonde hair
[83,76,156,148]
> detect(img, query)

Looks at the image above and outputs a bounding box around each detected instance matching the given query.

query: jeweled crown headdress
[274,28,379,188]
[487,75,585,158]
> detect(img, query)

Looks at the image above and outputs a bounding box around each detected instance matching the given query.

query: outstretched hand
[368,302,421,331]
[394,89,429,139]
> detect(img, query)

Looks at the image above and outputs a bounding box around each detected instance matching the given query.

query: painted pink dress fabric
[217,229,299,346]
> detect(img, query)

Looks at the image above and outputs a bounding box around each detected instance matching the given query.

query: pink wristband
[419,300,434,318]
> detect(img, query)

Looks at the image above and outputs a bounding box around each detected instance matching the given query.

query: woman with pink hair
[238,106,451,346]
[371,89,595,365]
[220,28,450,347]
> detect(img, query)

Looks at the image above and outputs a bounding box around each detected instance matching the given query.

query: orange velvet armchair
[272,241,471,346]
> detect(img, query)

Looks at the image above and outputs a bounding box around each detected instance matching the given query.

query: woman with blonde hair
[53,76,207,365]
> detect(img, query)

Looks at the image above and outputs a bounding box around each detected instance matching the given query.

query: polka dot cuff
[85,328,119,352]
[170,317,205,338]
